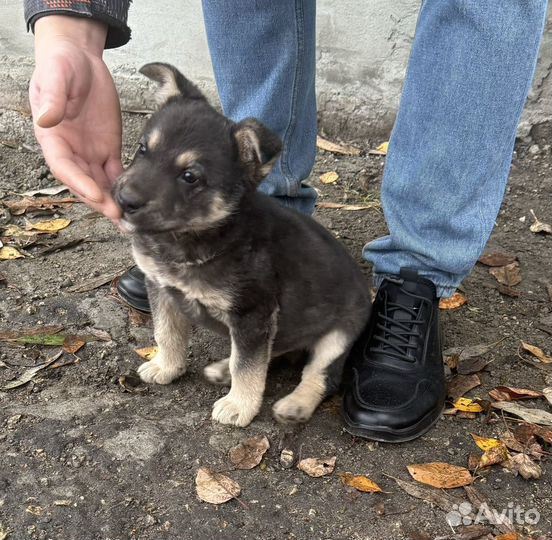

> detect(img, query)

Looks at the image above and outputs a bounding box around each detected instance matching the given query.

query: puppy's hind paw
[272,394,315,424]
[212,393,259,427]
[137,357,186,385]
[203,358,231,385]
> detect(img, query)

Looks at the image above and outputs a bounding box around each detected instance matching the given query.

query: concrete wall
[1,0,550,139]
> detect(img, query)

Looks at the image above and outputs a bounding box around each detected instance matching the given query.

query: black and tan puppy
[113,63,371,427]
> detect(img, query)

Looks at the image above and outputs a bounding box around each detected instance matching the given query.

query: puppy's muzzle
[115,187,146,215]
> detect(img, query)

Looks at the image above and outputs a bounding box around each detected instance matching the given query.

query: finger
[39,134,103,202]
[34,63,70,129]
[104,156,124,185]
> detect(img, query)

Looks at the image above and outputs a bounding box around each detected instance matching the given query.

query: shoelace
[370,292,427,362]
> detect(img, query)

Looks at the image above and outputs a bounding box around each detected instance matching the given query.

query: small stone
[7,414,22,429]
[308,508,316,517]
[288,485,299,496]
[529,144,540,155]
[280,448,294,469]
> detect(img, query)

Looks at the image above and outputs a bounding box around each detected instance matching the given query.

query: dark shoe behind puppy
[113,63,371,427]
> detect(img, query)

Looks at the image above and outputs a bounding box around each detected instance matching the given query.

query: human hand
[29,16,123,220]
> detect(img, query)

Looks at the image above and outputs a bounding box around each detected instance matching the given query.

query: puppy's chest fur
[132,246,233,321]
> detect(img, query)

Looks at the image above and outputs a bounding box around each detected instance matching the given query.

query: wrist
[34,15,108,58]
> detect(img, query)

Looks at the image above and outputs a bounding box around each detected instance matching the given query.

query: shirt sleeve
[24,0,132,49]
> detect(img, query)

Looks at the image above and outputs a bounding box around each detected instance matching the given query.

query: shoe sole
[342,404,445,443]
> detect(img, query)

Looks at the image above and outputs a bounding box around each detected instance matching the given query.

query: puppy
[113,63,371,427]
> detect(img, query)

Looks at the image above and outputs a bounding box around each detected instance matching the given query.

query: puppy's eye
[179,170,199,184]
[137,142,147,156]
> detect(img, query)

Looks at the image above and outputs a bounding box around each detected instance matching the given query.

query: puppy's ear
[233,119,282,186]
[139,62,207,106]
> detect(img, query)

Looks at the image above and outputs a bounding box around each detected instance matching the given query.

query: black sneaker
[117,266,151,313]
[342,268,446,442]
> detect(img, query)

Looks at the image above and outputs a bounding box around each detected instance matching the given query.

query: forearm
[24,0,131,48]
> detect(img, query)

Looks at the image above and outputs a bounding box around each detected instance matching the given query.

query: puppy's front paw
[204,358,231,385]
[137,356,186,385]
[212,393,260,427]
[272,394,314,424]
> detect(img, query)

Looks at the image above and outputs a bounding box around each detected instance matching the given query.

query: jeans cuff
[372,273,458,299]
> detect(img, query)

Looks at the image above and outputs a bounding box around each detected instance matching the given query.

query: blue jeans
[202,0,548,297]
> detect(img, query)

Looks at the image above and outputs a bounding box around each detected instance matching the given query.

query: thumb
[35,65,70,129]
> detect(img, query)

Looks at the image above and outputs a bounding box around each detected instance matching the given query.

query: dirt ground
[0,107,551,540]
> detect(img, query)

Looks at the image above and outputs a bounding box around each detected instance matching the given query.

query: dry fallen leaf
[118,372,148,394]
[297,456,336,477]
[478,252,517,267]
[507,453,543,480]
[447,374,481,401]
[478,444,510,468]
[494,533,520,540]
[0,325,64,341]
[488,386,544,401]
[319,171,340,184]
[444,341,502,363]
[392,476,468,514]
[369,141,389,155]
[520,341,551,363]
[62,336,86,354]
[1,350,63,390]
[316,201,378,211]
[407,462,473,489]
[529,209,552,234]
[0,246,24,260]
[457,356,489,375]
[26,218,71,233]
[491,401,552,425]
[489,261,521,287]
[454,398,484,413]
[439,292,467,310]
[1,224,41,238]
[500,431,525,453]
[195,467,241,504]
[21,185,69,197]
[134,346,159,360]
[316,136,360,156]
[2,196,79,215]
[229,435,270,470]
[340,473,382,493]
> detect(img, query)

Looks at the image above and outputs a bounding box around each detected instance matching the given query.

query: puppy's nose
[115,189,146,214]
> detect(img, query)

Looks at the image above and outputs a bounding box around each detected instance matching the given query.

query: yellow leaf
[370,141,389,156]
[340,473,382,493]
[407,462,473,489]
[520,341,551,363]
[454,398,484,413]
[470,433,502,452]
[439,292,468,310]
[134,346,159,360]
[319,171,339,184]
[1,224,39,238]
[27,218,71,233]
[0,246,24,260]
